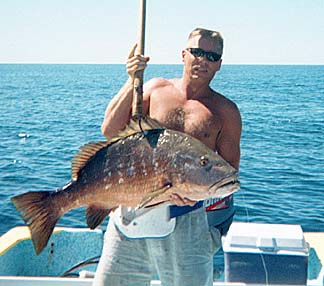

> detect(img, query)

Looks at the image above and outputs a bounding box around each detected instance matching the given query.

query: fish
[11,117,239,254]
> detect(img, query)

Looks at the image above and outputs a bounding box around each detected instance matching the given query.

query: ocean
[0,64,323,236]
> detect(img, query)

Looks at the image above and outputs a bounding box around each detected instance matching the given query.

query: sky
[0,0,324,65]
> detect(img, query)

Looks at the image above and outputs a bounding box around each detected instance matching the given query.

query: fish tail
[11,191,60,255]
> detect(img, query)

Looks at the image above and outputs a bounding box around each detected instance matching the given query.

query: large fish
[11,118,239,254]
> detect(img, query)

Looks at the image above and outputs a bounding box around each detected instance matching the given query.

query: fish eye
[200,156,209,166]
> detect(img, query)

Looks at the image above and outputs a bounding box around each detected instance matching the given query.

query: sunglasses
[186,48,222,62]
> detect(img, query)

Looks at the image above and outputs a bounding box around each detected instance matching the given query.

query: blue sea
[0,64,323,236]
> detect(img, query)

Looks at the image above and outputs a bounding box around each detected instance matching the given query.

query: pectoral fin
[138,183,172,209]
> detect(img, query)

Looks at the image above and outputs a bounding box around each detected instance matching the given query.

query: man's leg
[93,219,154,286]
[149,208,221,286]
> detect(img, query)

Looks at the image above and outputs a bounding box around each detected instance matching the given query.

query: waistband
[169,201,204,218]
[169,195,233,219]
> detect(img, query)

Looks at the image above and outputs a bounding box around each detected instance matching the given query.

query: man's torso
[147,78,230,151]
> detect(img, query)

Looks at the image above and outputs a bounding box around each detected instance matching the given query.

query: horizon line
[1,62,324,66]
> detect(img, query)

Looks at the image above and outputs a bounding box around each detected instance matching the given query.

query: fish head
[170,132,240,200]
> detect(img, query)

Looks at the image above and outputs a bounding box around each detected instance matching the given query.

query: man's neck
[180,77,212,100]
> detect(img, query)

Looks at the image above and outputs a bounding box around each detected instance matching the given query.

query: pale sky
[1,0,324,64]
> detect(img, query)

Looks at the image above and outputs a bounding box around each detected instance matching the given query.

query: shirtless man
[93,28,242,286]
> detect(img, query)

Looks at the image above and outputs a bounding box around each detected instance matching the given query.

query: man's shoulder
[212,91,240,112]
[210,91,241,129]
[145,77,178,89]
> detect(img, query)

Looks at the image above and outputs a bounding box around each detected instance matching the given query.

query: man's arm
[101,78,134,139]
[216,103,242,170]
[101,44,150,139]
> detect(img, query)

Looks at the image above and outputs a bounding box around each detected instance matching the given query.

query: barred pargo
[11,117,239,255]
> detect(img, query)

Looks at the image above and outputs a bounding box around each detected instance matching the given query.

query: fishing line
[260,253,269,285]
[139,118,144,133]
[238,187,250,223]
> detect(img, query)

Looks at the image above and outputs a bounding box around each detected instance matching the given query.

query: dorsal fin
[71,117,164,181]
[71,141,108,181]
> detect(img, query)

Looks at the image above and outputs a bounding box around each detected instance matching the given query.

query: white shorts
[92,207,221,286]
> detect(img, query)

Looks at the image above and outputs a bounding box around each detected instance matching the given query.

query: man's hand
[126,43,150,79]
[170,193,196,207]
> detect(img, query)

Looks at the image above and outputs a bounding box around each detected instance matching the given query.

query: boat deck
[0,226,323,286]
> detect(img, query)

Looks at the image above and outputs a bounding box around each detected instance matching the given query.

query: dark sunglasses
[186,48,222,62]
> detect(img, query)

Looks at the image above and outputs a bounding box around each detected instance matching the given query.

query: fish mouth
[208,174,240,198]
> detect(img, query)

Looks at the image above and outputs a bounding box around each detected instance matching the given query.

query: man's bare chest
[150,102,222,149]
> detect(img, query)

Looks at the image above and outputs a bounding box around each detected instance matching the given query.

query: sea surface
[0,64,323,236]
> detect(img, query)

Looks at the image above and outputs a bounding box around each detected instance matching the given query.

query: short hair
[188,28,223,54]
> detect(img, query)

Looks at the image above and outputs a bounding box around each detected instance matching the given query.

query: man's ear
[216,59,223,72]
[181,50,186,62]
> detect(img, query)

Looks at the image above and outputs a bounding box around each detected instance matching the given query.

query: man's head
[187,28,223,56]
[182,28,223,81]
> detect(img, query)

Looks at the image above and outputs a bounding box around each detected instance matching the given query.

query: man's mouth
[193,66,207,73]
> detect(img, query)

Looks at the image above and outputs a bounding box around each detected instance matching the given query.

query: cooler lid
[222,222,309,255]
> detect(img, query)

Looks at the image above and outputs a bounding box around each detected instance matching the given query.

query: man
[93,28,242,286]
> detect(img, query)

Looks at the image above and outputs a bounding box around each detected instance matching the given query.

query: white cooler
[222,222,309,285]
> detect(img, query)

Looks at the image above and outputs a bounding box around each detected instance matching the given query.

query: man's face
[182,35,222,81]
